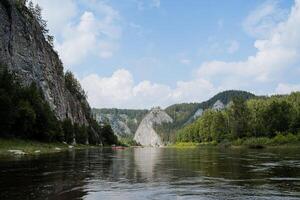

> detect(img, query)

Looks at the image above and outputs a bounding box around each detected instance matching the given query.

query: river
[0,147,300,199]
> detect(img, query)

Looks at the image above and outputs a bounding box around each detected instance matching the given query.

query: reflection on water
[133,147,162,180]
[0,147,300,199]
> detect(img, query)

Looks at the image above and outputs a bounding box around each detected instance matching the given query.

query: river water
[0,147,300,199]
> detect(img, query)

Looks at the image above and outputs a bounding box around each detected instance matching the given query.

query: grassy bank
[170,141,217,148]
[0,139,98,156]
[172,133,300,149]
[232,133,300,148]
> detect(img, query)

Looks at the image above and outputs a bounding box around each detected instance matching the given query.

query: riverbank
[0,139,99,156]
[171,133,300,149]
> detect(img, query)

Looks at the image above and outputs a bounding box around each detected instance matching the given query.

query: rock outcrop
[134,107,173,147]
[0,0,89,125]
[212,100,225,111]
[93,108,148,138]
[96,113,132,138]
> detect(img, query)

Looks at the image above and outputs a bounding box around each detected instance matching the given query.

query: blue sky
[32,0,300,108]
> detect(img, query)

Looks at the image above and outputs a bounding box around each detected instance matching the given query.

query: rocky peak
[134,107,173,147]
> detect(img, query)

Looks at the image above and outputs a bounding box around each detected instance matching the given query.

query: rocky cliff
[93,108,148,138]
[134,107,173,146]
[0,0,89,125]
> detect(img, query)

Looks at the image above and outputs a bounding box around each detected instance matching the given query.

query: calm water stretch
[0,147,300,200]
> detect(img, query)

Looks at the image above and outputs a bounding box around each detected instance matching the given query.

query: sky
[31,0,300,109]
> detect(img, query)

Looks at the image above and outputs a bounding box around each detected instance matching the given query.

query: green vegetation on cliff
[0,67,118,145]
[92,108,148,137]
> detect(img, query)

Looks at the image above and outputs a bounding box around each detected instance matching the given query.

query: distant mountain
[92,108,148,138]
[93,90,256,145]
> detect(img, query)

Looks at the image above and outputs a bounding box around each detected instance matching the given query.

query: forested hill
[198,90,256,110]
[163,90,256,131]
[93,90,256,143]
[0,0,118,145]
[154,90,255,142]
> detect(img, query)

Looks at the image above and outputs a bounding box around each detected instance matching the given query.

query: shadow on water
[0,147,300,199]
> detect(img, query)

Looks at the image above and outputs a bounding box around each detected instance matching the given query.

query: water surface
[0,147,300,199]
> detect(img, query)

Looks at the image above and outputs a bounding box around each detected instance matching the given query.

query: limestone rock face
[134,107,173,147]
[0,0,89,125]
[95,113,132,138]
[212,100,225,111]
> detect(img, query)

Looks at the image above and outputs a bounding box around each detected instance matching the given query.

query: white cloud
[31,0,77,35]
[276,83,300,94]
[81,69,216,109]
[243,0,288,38]
[32,0,300,108]
[55,12,98,66]
[31,0,122,68]
[227,40,240,54]
[197,0,300,90]
[82,0,300,108]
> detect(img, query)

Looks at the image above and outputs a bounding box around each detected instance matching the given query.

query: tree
[210,111,228,142]
[65,71,86,100]
[33,4,49,35]
[263,100,292,137]
[15,100,36,138]
[228,97,250,139]
[47,35,54,47]
[75,125,88,144]
[62,119,74,144]
[247,99,268,137]
[0,92,15,136]
[101,124,118,145]
[28,1,34,13]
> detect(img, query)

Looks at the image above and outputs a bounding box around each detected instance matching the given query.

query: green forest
[155,90,256,142]
[0,66,118,145]
[176,93,300,146]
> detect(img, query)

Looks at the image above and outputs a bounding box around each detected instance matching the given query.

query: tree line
[154,90,256,143]
[0,67,118,145]
[176,93,300,144]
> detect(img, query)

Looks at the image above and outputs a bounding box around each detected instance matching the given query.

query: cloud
[55,12,98,66]
[82,0,300,109]
[30,0,77,35]
[276,83,300,94]
[81,69,216,109]
[197,0,300,91]
[31,0,122,68]
[243,0,288,38]
[32,0,300,109]
[227,40,240,54]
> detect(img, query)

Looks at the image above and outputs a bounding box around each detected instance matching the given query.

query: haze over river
[0,147,300,199]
